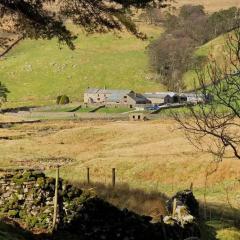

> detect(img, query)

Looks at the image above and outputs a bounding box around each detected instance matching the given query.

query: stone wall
[0,170,92,230]
[0,170,201,239]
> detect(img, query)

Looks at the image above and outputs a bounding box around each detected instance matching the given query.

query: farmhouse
[84,88,150,107]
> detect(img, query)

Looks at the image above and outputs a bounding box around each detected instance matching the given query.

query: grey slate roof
[143,92,177,99]
[128,94,149,103]
[106,93,126,102]
[86,88,132,95]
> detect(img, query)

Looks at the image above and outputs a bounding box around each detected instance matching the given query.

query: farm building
[144,92,187,105]
[184,93,213,104]
[129,113,147,121]
[84,88,150,107]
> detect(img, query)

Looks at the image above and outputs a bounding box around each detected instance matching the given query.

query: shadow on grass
[2,106,37,113]
[72,181,168,218]
[199,202,240,240]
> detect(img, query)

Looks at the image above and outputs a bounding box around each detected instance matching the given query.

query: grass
[174,0,240,12]
[0,23,165,108]
[183,35,227,90]
[97,107,131,113]
[0,117,240,239]
[0,118,240,205]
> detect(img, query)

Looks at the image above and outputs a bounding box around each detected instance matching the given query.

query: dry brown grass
[174,0,240,12]
[73,182,168,219]
[0,116,240,206]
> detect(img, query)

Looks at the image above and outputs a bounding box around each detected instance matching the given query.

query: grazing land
[175,0,240,12]
[183,34,227,90]
[0,116,239,205]
[0,116,240,238]
[0,23,165,108]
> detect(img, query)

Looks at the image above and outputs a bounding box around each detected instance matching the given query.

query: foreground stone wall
[0,170,92,230]
[0,170,201,240]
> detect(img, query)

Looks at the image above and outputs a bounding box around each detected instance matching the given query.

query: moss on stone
[8,210,19,217]
[36,177,45,188]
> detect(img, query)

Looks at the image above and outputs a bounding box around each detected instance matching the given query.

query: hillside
[175,0,240,12]
[183,34,227,90]
[0,23,165,108]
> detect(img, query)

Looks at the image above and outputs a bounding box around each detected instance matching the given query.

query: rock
[2,192,11,198]
[166,190,199,217]
[17,194,24,200]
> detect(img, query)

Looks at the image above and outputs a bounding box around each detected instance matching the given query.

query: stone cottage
[84,88,149,107]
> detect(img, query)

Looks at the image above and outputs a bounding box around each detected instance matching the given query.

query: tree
[148,34,194,91]
[173,27,240,160]
[148,5,240,92]
[0,0,170,49]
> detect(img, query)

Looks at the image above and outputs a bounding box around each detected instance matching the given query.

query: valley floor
[0,115,240,206]
[0,115,240,239]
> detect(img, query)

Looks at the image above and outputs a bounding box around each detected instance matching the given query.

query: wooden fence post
[172,198,177,217]
[190,182,193,192]
[87,167,90,184]
[52,165,59,231]
[112,168,116,188]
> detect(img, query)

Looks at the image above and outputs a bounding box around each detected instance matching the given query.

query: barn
[144,92,187,105]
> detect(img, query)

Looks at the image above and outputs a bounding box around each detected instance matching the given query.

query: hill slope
[183,34,227,90]
[175,0,240,12]
[0,24,164,107]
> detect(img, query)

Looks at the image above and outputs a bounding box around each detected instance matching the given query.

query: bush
[56,95,70,105]
[56,95,62,104]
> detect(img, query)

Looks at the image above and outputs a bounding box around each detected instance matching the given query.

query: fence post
[112,168,116,188]
[190,182,193,191]
[87,167,90,184]
[172,198,177,217]
[52,165,59,231]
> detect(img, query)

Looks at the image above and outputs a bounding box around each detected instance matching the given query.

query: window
[97,98,100,101]
[124,96,127,99]
[138,115,141,120]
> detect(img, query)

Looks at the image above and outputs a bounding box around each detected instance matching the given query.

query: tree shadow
[199,202,240,240]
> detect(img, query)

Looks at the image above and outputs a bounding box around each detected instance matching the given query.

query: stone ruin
[0,170,201,240]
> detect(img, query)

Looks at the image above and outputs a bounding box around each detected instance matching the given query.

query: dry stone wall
[0,170,92,230]
[0,170,201,240]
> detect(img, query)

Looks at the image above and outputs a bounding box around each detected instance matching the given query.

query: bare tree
[173,26,240,160]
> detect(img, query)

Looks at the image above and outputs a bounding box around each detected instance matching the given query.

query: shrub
[56,95,62,104]
[57,95,70,105]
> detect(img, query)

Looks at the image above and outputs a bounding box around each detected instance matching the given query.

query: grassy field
[175,0,240,12]
[0,116,240,238]
[0,116,239,204]
[0,23,165,108]
[183,34,227,90]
